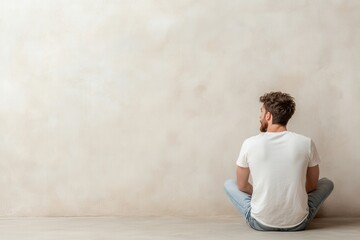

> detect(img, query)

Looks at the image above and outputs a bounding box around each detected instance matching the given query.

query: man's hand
[236,166,253,195]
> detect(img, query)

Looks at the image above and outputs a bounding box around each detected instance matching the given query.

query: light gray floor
[0,216,359,240]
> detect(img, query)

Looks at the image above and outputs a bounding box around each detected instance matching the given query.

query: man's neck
[267,124,287,132]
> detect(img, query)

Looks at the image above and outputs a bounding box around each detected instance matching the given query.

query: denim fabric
[224,178,334,231]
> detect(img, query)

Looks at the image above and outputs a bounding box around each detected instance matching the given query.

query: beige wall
[0,0,359,217]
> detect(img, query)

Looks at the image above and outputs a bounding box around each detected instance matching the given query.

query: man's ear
[266,112,271,121]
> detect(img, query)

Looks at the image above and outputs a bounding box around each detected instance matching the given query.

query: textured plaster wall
[0,0,359,217]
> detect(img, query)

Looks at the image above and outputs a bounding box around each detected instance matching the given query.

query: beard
[260,119,268,132]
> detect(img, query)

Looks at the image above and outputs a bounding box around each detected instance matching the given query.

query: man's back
[236,131,320,228]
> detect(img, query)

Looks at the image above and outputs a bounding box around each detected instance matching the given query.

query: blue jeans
[224,178,334,231]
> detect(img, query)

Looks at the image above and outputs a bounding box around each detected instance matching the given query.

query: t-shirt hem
[252,213,308,229]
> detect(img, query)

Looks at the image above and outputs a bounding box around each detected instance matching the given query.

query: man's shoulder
[285,132,315,149]
[243,133,264,145]
[243,132,313,142]
[287,131,312,141]
[243,132,312,144]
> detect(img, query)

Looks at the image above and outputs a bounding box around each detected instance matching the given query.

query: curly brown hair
[259,92,296,125]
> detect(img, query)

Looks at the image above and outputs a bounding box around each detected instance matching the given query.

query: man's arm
[236,166,253,195]
[306,165,319,193]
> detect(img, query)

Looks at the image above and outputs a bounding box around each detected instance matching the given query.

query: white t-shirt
[236,131,320,228]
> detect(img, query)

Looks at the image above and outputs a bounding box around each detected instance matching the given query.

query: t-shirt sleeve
[308,139,321,167]
[236,140,249,168]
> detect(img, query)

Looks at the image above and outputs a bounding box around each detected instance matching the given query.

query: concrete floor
[0,216,359,240]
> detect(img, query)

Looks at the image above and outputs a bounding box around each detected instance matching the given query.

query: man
[224,91,334,231]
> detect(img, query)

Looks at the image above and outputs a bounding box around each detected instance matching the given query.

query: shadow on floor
[307,218,360,230]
